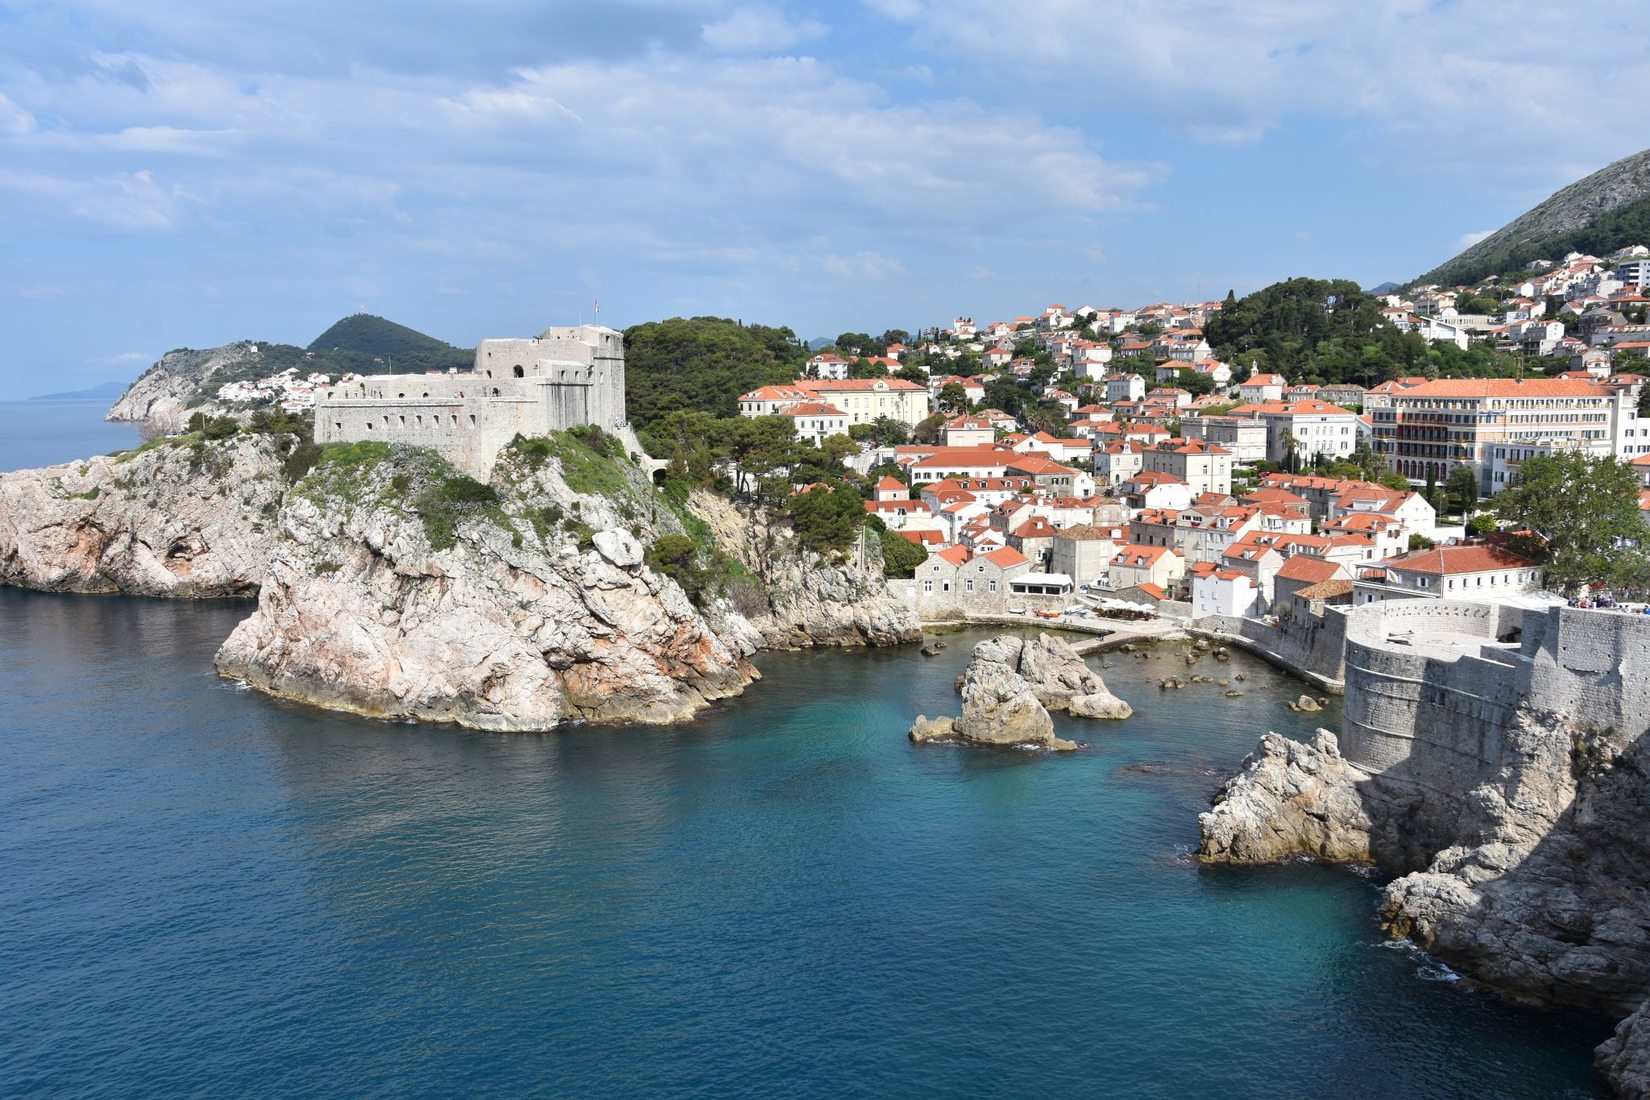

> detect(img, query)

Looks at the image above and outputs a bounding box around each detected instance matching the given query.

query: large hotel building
[1368,378,1636,492]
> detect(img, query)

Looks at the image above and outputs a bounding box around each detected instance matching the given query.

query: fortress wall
[1340,601,1527,787]
[1526,607,1650,736]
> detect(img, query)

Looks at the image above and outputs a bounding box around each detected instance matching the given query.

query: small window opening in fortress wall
[491,388,500,397]
[397,392,405,399]
[399,415,406,426]
[469,415,476,426]
[422,392,429,398]
[366,422,374,430]
[513,365,524,378]
[334,422,342,431]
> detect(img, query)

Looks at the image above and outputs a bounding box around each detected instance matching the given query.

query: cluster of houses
[217,363,347,413]
[727,263,1650,623]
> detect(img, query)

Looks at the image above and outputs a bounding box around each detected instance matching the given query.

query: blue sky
[2,0,1648,398]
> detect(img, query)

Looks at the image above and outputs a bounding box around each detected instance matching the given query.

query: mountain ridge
[1415,148,1650,288]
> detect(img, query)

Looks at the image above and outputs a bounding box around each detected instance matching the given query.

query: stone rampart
[314,324,626,477]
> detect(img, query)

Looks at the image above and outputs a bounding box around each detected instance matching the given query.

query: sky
[2,1,1649,398]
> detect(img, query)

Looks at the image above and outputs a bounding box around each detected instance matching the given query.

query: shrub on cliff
[784,484,866,557]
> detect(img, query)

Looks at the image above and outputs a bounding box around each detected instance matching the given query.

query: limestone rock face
[1376,709,1650,1016]
[687,488,919,649]
[907,715,956,743]
[215,444,758,731]
[1598,999,1650,1099]
[1198,729,1375,863]
[1010,632,1133,718]
[953,649,1067,749]
[107,343,264,432]
[0,433,287,597]
[909,634,1074,751]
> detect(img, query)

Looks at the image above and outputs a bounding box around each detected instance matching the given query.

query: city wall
[1338,601,1650,813]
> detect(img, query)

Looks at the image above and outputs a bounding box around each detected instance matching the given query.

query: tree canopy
[623,316,806,427]
[1494,451,1650,594]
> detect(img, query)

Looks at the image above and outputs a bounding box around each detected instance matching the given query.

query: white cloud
[821,251,905,281]
[1458,229,1494,248]
[702,6,826,52]
[872,0,1650,171]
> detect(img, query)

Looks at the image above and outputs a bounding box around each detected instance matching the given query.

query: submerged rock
[1197,729,1374,863]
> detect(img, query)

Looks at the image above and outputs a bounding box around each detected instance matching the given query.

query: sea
[0,401,1610,1097]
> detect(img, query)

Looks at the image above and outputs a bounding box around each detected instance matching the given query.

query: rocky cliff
[0,432,290,597]
[1201,704,1650,1095]
[687,488,919,649]
[214,440,761,730]
[107,343,266,431]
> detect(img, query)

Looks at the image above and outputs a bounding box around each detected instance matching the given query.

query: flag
[593,299,599,316]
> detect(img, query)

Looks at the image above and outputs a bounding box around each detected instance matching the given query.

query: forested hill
[305,313,471,373]
[1204,277,1517,387]
[622,316,808,426]
[1414,148,1650,288]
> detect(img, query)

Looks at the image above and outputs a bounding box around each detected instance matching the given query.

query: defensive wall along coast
[1339,600,1650,801]
[314,325,629,478]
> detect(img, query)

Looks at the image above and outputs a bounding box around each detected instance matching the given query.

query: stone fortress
[314,324,627,477]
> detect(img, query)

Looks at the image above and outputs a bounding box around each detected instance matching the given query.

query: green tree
[1446,464,1480,517]
[785,484,867,555]
[1494,451,1650,594]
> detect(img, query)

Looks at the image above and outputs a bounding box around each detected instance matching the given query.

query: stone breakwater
[1198,599,1650,1096]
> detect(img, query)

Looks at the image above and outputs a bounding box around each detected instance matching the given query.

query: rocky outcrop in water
[0,433,290,597]
[909,634,1076,751]
[215,440,760,730]
[1002,632,1132,718]
[687,489,918,649]
[1198,729,1374,863]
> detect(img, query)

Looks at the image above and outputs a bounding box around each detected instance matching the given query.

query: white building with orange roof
[1372,377,1631,491]
[1352,543,1543,604]
[1180,414,1267,463]
[738,384,815,416]
[1141,437,1233,496]
[1189,561,1261,618]
[1107,543,1185,593]
[798,377,930,427]
[940,413,996,448]
[1104,372,1147,403]
[776,401,849,445]
[1236,372,1288,403]
[1095,440,1145,488]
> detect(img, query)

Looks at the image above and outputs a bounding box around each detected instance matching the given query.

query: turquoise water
[0,589,1609,1098]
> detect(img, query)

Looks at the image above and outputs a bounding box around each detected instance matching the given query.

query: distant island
[28,380,130,401]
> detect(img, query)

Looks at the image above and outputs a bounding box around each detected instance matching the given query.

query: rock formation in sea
[0,432,291,597]
[1598,1000,1650,1099]
[910,633,1127,752]
[212,434,916,730]
[214,440,756,729]
[1197,729,1374,863]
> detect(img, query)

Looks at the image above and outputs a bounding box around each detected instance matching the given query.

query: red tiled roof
[1384,544,1539,575]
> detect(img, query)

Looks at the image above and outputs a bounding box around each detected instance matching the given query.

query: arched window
[491,387,500,397]
[513,365,524,378]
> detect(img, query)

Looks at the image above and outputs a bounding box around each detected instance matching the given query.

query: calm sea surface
[0,407,1610,1097]
[0,399,140,473]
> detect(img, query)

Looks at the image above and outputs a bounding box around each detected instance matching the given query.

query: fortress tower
[314,324,627,477]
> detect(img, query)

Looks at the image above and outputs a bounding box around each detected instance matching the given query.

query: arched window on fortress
[491,388,500,397]
[513,365,524,378]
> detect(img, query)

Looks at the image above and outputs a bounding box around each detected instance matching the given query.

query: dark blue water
[0,399,140,473]
[0,586,1608,1098]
